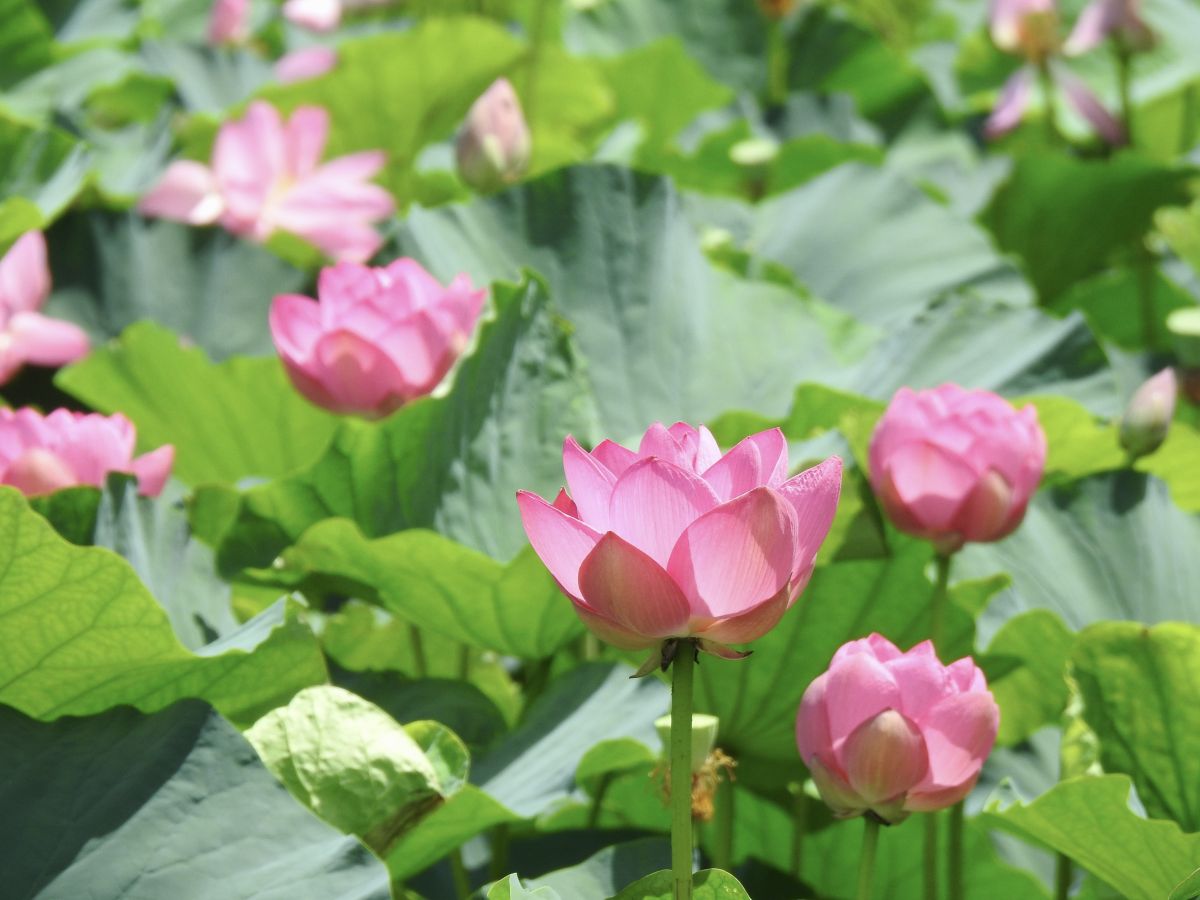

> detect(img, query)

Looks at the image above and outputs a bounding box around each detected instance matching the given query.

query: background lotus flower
[1120,368,1177,459]
[796,633,999,824]
[455,78,532,192]
[275,46,337,83]
[869,385,1046,555]
[1063,0,1155,55]
[283,0,390,31]
[139,102,395,263]
[270,258,487,417]
[207,0,249,45]
[0,408,174,497]
[517,423,842,654]
[0,232,90,386]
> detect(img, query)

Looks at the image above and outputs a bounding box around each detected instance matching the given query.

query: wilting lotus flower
[0,408,174,497]
[1119,368,1177,459]
[455,79,532,192]
[985,0,1124,143]
[139,101,394,263]
[1064,0,1155,55]
[275,46,337,83]
[0,232,90,386]
[796,633,999,824]
[207,0,249,45]
[869,385,1046,555]
[517,423,842,655]
[271,258,487,417]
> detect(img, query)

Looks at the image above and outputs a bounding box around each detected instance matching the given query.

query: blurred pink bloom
[989,0,1059,58]
[456,78,532,192]
[797,633,999,824]
[271,259,487,417]
[0,408,174,497]
[0,232,90,386]
[983,67,1035,139]
[517,424,842,653]
[1120,367,1177,458]
[275,46,337,83]
[207,0,249,45]
[139,102,395,263]
[869,385,1046,555]
[282,0,390,31]
[1064,0,1155,55]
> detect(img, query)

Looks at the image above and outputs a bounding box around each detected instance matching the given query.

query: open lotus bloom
[455,79,532,192]
[797,634,1000,824]
[1120,367,1177,459]
[869,385,1046,555]
[207,0,249,45]
[1064,0,1155,54]
[271,258,487,418]
[139,102,395,263]
[0,408,174,497]
[517,423,842,655]
[0,232,90,386]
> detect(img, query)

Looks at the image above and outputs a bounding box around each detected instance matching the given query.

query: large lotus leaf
[980,610,1074,746]
[0,116,91,246]
[489,874,562,900]
[384,784,520,881]
[0,700,391,900]
[0,487,325,726]
[45,213,306,361]
[218,274,600,571]
[1048,268,1198,354]
[57,322,337,485]
[1072,622,1200,831]
[395,165,873,438]
[279,518,582,659]
[611,869,751,900]
[0,0,53,90]
[980,153,1193,304]
[245,685,452,853]
[956,471,1200,642]
[986,775,1200,900]
[511,840,670,899]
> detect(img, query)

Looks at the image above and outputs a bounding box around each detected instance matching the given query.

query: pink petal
[573,601,659,651]
[131,445,174,496]
[3,448,77,496]
[275,47,337,84]
[138,161,224,225]
[1063,0,1119,55]
[373,308,454,397]
[207,0,248,44]
[6,312,89,367]
[283,0,341,31]
[516,490,601,599]
[214,103,286,224]
[269,294,323,363]
[306,328,409,415]
[913,691,1000,792]
[592,439,637,477]
[0,231,51,315]
[807,754,865,818]
[607,457,719,566]
[551,488,577,516]
[842,710,929,805]
[1059,71,1125,145]
[666,422,722,473]
[882,441,980,535]
[796,671,832,764]
[562,435,616,531]
[949,468,1016,544]
[285,106,331,178]
[637,422,693,469]
[984,68,1035,140]
[577,532,692,639]
[775,456,842,576]
[884,652,951,721]
[824,651,902,755]
[697,583,791,645]
[834,633,904,665]
[703,428,789,498]
[667,487,798,618]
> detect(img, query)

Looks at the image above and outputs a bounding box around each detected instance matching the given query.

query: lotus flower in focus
[207,0,249,45]
[139,102,394,263]
[796,633,999,824]
[0,408,174,497]
[869,385,1046,555]
[0,232,90,386]
[517,423,842,654]
[1064,0,1155,55]
[1119,367,1176,459]
[455,79,532,192]
[270,259,487,418]
[985,0,1124,143]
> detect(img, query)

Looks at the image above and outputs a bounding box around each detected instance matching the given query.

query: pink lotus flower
[0,232,90,386]
[282,0,390,31]
[270,258,487,417]
[139,102,395,263]
[517,423,842,653]
[0,408,174,497]
[796,633,999,823]
[1120,367,1177,459]
[868,385,1046,555]
[207,0,249,45]
[1064,0,1155,55]
[275,47,337,84]
[456,79,532,192]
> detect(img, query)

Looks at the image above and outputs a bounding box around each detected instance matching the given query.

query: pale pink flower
[1064,0,1155,55]
[456,78,532,192]
[1120,367,1177,458]
[0,232,89,386]
[270,259,487,417]
[139,102,395,263]
[517,424,842,653]
[797,634,999,823]
[282,0,390,31]
[275,46,337,83]
[0,408,174,497]
[990,0,1059,58]
[207,0,249,45]
[869,385,1046,555]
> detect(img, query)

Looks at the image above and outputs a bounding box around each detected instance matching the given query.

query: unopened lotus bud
[1119,368,1177,459]
[455,78,531,192]
[656,713,719,775]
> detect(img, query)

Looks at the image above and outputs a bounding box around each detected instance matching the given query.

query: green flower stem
[766,19,789,109]
[1115,47,1134,146]
[450,846,471,900]
[790,782,808,879]
[489,824,510,881]
[948,800,965,900]
[924,813,939,900]
[1055,851,1073,900]
[713,774,735,872]
[408,624,428,678]
[857,815,882,900]
[587,771,613,829]
[1037,60,1060,145]
[671,640,697,900]
[929,552,953,655]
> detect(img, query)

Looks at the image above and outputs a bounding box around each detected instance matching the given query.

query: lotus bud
[455,78,531,192]
[1119,368,1177,459]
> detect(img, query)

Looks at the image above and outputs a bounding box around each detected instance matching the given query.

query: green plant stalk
[671,641,697,900]
[489,824,511,881]
[584,632,601,661]
[1114,47,1135,146]
[1181,85,1197,155]
[458,644,472,681]
[948,801,965,900]
[924,813,939,900]
[409,624,428,678]
[857,816,882,900]
[766,19,789,109]
[450,846,471,900]
[1037,60,1060,144]
[587,771,613,829]
[926,551,954,900]
[791,783,808,879]
[522,0,551,126]
[713,774,735,872]
[1055,851,1072,900]
[1136,241,1157,349]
